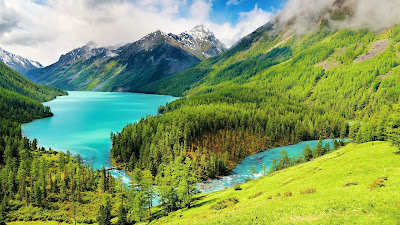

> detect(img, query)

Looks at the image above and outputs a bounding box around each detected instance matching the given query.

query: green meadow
[144,142,400,225]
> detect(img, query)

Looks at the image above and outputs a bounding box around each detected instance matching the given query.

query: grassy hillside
[148,141,400,224]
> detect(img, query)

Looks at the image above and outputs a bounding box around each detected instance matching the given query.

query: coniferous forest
[4,1,400,224]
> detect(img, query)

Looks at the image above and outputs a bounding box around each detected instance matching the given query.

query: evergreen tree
[97,195,112,225]
[0,205,5,225]
[261,164,267,176]
[250,164,257,177]
[116,203,128,225]
[303,144,313,161]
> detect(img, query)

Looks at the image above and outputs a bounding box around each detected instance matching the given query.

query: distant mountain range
[25,25,227,92]
[0,47,43,75]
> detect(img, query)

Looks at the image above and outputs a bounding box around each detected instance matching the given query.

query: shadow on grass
[190,196,216,209]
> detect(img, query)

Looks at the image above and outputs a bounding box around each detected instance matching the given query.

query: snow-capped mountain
[169,25,227,58]
[0,47,43,75]
[25,25,226,92]
[58,41,119,65]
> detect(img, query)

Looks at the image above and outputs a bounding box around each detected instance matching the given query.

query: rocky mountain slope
[25,25,226,92]
[0,47,43,75]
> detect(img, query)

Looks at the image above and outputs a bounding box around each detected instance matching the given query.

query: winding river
[22,91,333,193]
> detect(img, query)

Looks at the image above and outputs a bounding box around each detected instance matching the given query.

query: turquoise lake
[22,91,335,194]
[22,91,178,181]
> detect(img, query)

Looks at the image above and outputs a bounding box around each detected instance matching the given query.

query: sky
[0,0,287,66]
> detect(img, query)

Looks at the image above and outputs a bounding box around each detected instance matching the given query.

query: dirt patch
[354,40,392,63]
[315,60,340,70]
[379,70,393,80]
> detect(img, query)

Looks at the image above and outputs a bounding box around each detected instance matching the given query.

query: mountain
[111,0,400,205]
[0,47,43,75]
[169,24,227,59]
[25,25,226,92]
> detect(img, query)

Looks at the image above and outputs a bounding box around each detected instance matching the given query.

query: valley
[1,0,400,224]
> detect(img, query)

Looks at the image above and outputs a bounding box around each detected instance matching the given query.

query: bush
[211,198,239,210]
[245,177,251,182]
[248,191,263,199]
[284,191,293,197]
[234,184,242,191]
[300,188,317,195]
[344,181,358,187]
[369,177,387,190]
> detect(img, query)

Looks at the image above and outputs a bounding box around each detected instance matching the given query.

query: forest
[0,60,201,224]
[4,18,400,225]
[111,24,400,185]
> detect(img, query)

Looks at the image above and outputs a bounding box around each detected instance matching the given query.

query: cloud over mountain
[0,0,275,66]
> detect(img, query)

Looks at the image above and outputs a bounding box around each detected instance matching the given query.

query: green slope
[148,141,400,224]
[112,24,400,179]
[0,63,125,225]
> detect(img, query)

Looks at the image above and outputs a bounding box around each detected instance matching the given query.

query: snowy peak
[58,41,118,65]
[186,24,211,40]
[0,47,43,75]
[169,24,227,58]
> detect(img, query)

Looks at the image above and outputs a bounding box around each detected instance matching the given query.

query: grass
[145,142,400,224]
[8,221,93,225]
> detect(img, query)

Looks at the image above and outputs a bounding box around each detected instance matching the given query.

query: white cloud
[190,0,213,21]
[226,0,245,6]
[0,0,276,66]
[209,5,275,47]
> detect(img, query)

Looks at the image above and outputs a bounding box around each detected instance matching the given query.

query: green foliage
[97,195,112,225]
[116,203,128,225]
[148,142,400,224]
[233,184,241,191]
[210,198,239,210]
[0,62,121,224]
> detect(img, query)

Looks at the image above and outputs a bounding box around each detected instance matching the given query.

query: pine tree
[314,139,324,157]
[261,164,267,176]
[116,203,128,225]
[0,205,5,225]
[142,169,154,215]
[97,195,112,225]
[250,164,257,177]
[303,144,313,162]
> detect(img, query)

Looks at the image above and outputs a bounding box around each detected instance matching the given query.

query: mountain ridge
[25,25,226,92]
[0,47,43,75]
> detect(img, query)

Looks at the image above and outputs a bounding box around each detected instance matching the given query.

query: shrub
[300,188,317,195]
[369,176,387,190]
[248,191,263,199]
[245,177,251,182]
[284,191,293,197]
[234,184,242,191]
[211,198,239,210]
[344,181,358,187]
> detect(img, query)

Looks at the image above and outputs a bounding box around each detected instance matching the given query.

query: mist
[277,0,400,33]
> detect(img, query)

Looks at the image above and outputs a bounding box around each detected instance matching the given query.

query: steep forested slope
[0,63,124,224]
[111,15,400,191]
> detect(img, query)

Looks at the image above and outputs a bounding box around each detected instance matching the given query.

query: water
[200,139,335,193]
[22,91,336,196]
[22,91,178,182]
